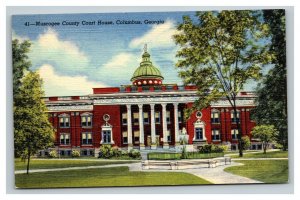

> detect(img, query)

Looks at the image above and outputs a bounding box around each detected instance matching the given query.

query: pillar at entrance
[138,104,145,149]
[162,103,169,149]
[150,104,157,149]
[126,104,133,150]
[173,103,180,145]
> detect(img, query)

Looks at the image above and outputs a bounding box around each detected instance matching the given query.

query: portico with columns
[122,102,182,149]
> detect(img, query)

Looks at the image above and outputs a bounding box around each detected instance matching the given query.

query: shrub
[112,146,121,157]
[49,150,58,158]
[273,143,283,149]
[121,150,129,157]
[98,145,114,158]
[241,136,251,150]
[128,149,141,159]
[219,145,228,152]
[199,144,225,153]
[72,150,80,158]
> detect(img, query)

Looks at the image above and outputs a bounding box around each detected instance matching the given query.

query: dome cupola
[131,44,164,86]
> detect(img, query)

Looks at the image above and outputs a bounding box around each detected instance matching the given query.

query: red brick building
[42,49,260,157]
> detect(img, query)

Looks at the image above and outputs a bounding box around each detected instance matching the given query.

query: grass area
[224,150,260,154]
[147,152,224,160]
[15,166,212,188]
[229,151,288,158]
[15,159,138,171]
[224,160,288,183]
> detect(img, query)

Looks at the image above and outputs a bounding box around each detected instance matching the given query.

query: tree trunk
[26,150,31,174]
[233,104,243,157]
[263,143,267,154]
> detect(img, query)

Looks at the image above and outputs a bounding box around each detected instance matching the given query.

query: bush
[219,145,228,152]
[112,146,121,157]
[72,150,80,157]
[198,144,225,153]
[121,150,129,157]
[98,145,114,158]
[128,149,141,159]
[49,150,58,158]
[241,136,251,150]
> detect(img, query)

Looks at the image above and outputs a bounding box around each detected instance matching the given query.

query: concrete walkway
[128,162,262,184]
[15,161,263,184]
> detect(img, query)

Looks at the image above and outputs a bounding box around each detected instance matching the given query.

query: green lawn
[224,160,288,183]
[229,151,288,158]
[15,159,138,171]
[15,166,212,188]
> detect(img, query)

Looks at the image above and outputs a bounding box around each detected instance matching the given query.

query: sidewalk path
[15,161,263,184]
[128,162,262,184]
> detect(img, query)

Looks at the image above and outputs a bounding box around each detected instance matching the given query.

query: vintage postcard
[12,10,288,188]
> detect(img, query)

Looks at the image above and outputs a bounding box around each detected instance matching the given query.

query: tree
[173,10,272,157]
[14,72,54,174]
[251,125,278,153]
[253,10,288,151]
[12,39,31,97]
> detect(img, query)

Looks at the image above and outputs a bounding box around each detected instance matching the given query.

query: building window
[155,111,160,124]
[178,111,182,123]
[133,112,139,125]
[59,115,70,128]
[81,115,92,127]
[167,129,171,142]
[211,110,220,123]
[122,113,127,125]
[60,133,70,145]
[82,132,92,145]
[102,130,111,144]
[195,128,204,140]
[166,111,171,124]
[231,110,240,123]
[134,131,140,144]
[212,129,220,140]
[143,112,149,124]
[231,129,239,140]
[122,131,128,144]
[60,150,65,156]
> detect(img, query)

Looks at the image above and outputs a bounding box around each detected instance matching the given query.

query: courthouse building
[43,48,259,157]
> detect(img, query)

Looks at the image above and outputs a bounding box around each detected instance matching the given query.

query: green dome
[130,51,164,82]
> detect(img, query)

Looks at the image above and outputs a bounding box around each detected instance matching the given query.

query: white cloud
[129,20,179,49]
[38,64,107,96]
[29,29,89,75]
[97,52,139,85]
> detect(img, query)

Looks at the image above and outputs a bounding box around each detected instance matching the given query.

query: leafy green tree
[253,10,287,151]
[173,10,272,157]
[12,39,31,97]
[251,125,278,154]
[14,72,54,174]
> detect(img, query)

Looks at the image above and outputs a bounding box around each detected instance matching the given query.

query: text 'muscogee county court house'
[42,47,260,157]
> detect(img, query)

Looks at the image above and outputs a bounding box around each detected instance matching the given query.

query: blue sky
[12,11,261,96]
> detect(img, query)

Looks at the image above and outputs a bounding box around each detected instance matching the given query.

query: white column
[138,104,145,149]
[173,103,180,145]
[162,103,169,149]
[150,104,156,149]
[126,104,133,149]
